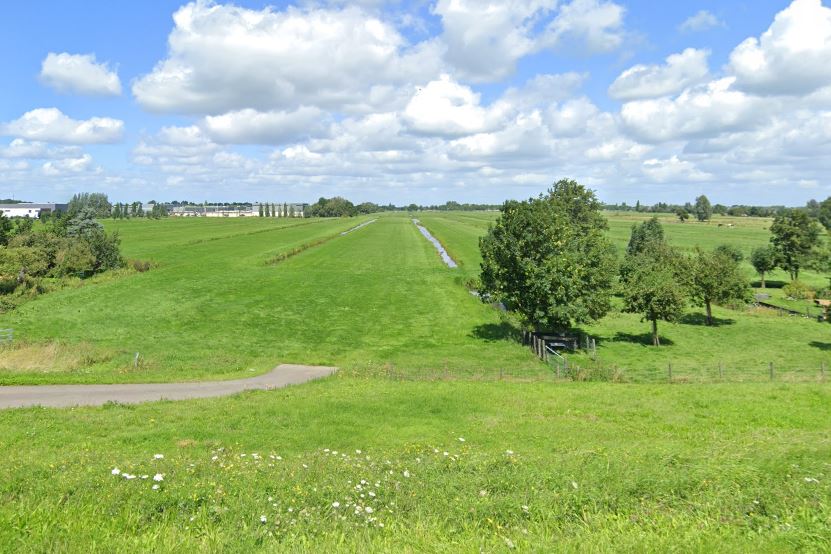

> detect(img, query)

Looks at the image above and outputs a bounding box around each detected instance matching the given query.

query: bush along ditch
[0,208,128,312]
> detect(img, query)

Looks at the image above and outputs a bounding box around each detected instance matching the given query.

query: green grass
[1,213,830,551]
[417,211,831,380]
[1,379,829,551]
[0,215,540,384]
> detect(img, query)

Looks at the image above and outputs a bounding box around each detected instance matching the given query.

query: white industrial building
[0,203,68,219]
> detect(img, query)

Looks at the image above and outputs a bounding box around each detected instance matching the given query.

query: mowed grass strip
[0,380,828,551]
[0,215,540,384]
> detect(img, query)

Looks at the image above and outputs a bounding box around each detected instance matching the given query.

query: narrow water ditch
[341,219,377,235]
[412,219,458,268]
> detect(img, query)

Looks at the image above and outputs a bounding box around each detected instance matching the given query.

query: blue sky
[1,0,828,205]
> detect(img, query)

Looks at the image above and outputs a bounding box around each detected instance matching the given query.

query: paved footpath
[0,364,337,409]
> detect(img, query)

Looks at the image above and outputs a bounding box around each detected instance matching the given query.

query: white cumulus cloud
[679,10,723,33]
[132,1,441,115]
[0,108,124,144]
[202,107,325,144]
[620,78,767,143]
[608,48,710,101]
[40,52,121,96]
[729,0,831,95]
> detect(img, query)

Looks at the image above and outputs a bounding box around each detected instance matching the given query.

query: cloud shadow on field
[470,322,521,343]
[613,332,675,346]
[809,341,831,351]
[679,313,736,327]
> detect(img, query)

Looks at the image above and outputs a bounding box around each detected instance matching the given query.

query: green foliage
[694,195,713,222]
[68,192,112,218]
[265,203,271,217]
[817,196,831,230]
[770,210,822,280]
[688,248,751,325]
[258,204,264,217]
[714,244,743,263]
[750,245,778,288]
[479,179,617,331]
[626,216,665,255]
[0,213,12,246]
[620,241,687,345]
[675,208,689,223]
[782,280,815,300]
[306,197,357,217]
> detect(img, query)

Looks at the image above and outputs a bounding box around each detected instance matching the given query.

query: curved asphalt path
[0,364,337,409]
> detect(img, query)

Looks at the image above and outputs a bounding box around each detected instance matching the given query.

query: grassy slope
[417,212,831,379]
[0,215,540,384]
[0,380,828,551]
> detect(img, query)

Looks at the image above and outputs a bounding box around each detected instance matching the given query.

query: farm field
[0,213,830,551]
[0,215,541,385]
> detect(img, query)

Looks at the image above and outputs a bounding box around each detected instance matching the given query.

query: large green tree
[626,217,665,255]
[694,195,712,222]
[67,192,112,218]
[479,179,617,331]
[620,241,687,346]
[770,210,822,280]
[688,248,751,325]
[750,245,778,288]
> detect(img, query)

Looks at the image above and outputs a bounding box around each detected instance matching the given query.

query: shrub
[782,280,815,300]
[129,259,153,273]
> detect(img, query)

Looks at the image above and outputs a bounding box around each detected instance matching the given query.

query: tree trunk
[761,272,765,289]
[705,300,713,326]
[651,318,660,346]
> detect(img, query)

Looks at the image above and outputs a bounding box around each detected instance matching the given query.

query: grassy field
[0,215,540,384]
[1,380,829,551]
[0,212,829,551]
[418,211,831,381]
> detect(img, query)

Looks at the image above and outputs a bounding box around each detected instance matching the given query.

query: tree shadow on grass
[470,322,522,343]
[809,341,831,351]
[613,332,675,346]
[752,280,786,289]
[679,313,736,327]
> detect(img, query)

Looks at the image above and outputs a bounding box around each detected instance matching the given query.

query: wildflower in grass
[356,449,362,454]
[153,454,164,460]
[124,474,136,480]
[141,475,148,480]
[458,437,465,442]
[369,492,376,497]
[365,506,374,514]
[443,452,449,456]
[332,502,340,508]
[403,470,410,478]
[153,473,164,482]
[804,477,819,483]
[522,505,529,512]
[111,468,121,475]
[571,481,578,490]
[152,484,159,490]
[260,515,267,523]
[506,450,514,456]
[211,455,218,461]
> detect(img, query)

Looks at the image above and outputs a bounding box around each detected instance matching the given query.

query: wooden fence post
[668,362,672,382]
[821,361,825,381]
[769,362,774,381]
[718,361,723,379]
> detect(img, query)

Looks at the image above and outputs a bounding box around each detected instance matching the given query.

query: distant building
[0,202,68,219]
[170,203,306,218]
